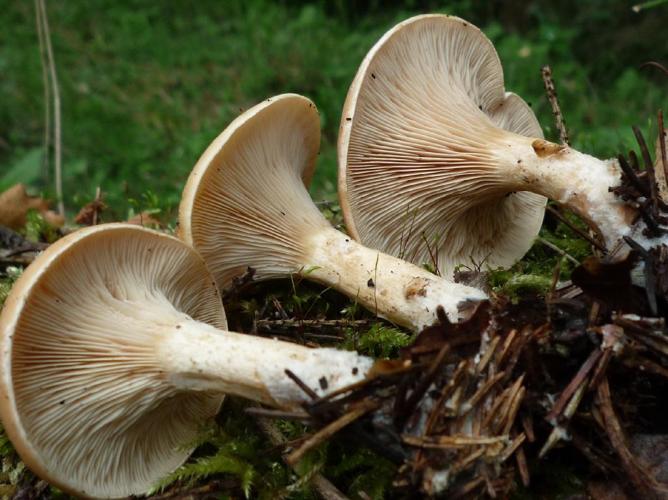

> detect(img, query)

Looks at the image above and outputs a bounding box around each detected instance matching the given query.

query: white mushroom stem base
[498,137,637,248]
[159,318,373,408]
[304,227,487,332]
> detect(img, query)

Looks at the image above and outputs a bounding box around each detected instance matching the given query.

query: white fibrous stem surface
[159,317,373,408]
[305,227,488,332]
[495,136,637,248]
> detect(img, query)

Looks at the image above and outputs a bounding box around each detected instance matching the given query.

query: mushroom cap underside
[0,224,226,497]
[178,93,330,288]
[338,14,547,276]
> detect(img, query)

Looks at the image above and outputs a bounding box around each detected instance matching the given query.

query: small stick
[495,329,518,368]
[614,315,668,355]
[633,126,659,216]
[570,431,618,473]
[515,445,530,487]
[636,201,663,237]
[659,110,668,195]
[623,236,658,314]
[595,377,667,496]
[541,65,570,145]
[313,361,417,406]
[500,433,526,463]
[244,407,310,420]
[474,335,501,375]
[521,414,535,443]
[501,386,526,435]
[403,434,507,449]
[253,415,350,500]
[641,61,668,77]
[450,447,486,475]
[151,480,231,499]
[494,376,525,435]
[588,346,613,390]
[423,360,469,433]
[537,237,579,265]
[92,187,101,225]
[286,401,377,466]
[545,348,602,424]
[618,154,649,195]
[394,343,450,427]
[629,149,642,171]
[540,383,587,458]
[546,206,607,252]
[285,369,319,400]
[255,318,371,331]
[461,371,506,414]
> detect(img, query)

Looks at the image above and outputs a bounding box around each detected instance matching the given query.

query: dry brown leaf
[74,198,106,226]
[0,184,64,229]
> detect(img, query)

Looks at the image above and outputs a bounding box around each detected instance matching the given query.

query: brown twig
[403,435,507,449]
[640,61,668,78]
[618,154,649,195]
[633,126,659,217]
[244,407,310,420]
[541,65,570,145]
[545,348,602,424]
[253,414,349,500]
[537,237,579,265]
[658,110,668,196]
[394,343,450,427]
[255,318,371,333]
[286,400,378,466]
[284,369,319,400]
[595,377,668,497]
[546,206,607,252]
[515,446,530,487]
[623,237,659,314]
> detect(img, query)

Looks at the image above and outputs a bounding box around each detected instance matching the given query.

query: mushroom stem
[0,223,377,497]
[159,317,373,408]
[179,94,489,332]
[497,136,636,247]
[304,227,486,331]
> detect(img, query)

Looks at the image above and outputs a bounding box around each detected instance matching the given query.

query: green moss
[23,210,59,243]
[151,399,289,498]
[343,323,412,359]
[0,267,22,308]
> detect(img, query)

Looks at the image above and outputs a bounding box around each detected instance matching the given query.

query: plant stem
[37,0,63,216]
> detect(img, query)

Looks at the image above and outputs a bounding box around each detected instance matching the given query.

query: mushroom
[338,14,641,278]
[178,94,487,332]
[0,223,373,497]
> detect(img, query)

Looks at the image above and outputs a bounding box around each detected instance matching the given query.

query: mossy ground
[0,200,603,498]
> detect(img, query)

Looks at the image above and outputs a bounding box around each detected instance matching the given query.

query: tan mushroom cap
[179,93,330,288]
[338,14,546,277]
[0,224,225,497]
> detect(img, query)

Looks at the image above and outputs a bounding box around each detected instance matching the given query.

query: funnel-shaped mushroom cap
[339,14,546,277]
[0,224,225,497]
[180,93,330,288]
